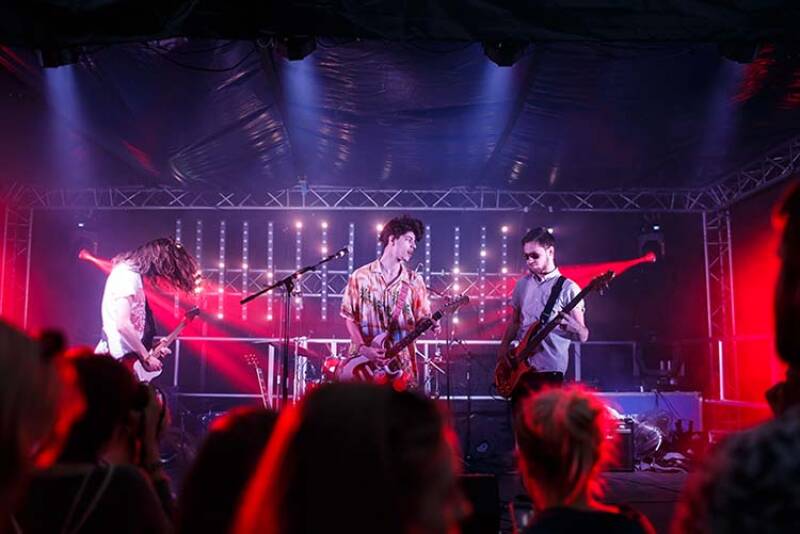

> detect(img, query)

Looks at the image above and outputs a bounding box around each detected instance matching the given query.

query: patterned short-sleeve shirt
[340,260,431,377]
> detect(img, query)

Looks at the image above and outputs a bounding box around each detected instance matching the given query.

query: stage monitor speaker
[458,473,500,534]
[607,418,635,471]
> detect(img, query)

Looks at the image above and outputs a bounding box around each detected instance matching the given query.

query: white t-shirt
[97,262,145,358]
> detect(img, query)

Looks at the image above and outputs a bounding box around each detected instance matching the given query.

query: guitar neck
[254,367,269,409]
[528,285,593,347]
[387,317,434,357]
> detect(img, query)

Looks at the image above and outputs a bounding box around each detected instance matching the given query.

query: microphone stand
[241,247,348,408]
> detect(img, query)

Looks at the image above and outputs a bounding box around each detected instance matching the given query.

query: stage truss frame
[3,134,799,400]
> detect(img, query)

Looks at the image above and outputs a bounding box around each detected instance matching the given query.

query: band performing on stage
[94,217,598,405]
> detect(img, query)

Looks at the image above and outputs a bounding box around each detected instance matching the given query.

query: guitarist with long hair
[95,237,199,380]
[340,215,437,387]
[497,227,589,408]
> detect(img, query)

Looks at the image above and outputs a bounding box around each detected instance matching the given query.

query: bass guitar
[337,295,469,383]
[494,271,614,398]
[123,306,200,383]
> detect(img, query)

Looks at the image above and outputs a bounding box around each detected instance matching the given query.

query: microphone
[324,246,349,261]
[426,286,447,297]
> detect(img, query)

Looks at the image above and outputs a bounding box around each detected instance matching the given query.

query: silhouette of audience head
[177,407,278,534]
[0,322,75,514]
[235,382,464,534]
[514,386,614,509]
[57,350,144,463]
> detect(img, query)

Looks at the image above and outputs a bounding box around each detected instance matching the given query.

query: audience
[177,406,278,534]
[514,386,655,534]
[234,382,467,534]
[674,181,800,534]
[0,322,79,533]
[12,351,171,533]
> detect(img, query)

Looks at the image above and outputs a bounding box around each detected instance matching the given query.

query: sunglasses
[523,252,543,260]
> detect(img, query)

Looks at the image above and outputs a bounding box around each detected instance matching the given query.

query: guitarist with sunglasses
[340,215,439,388]
[497,228,589,409]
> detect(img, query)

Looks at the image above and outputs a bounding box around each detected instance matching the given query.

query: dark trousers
[510,370,564,415]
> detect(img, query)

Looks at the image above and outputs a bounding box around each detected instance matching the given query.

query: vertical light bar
[718,339,725,400]
[267,221,274,321]
[195,220,203,297]
[218,220,226,320]
[347,223,355,274]
[241,221,250,321]
[174,218,182,318]
[376,223,383,259]
[321,221,328,321]
[452,226,460,325]
[424,224,431,286]
[501,225,509,323]
[479,225,486,323]
[295,220,303,321]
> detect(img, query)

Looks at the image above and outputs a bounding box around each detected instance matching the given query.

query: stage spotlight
[38,47,82,68]
[638,227,666,262]
[483,40,528,67]
[274,36,316,61]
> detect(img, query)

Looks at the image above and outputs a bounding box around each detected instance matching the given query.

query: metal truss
[702,209,737,398]
[707,134,800,208]
[216,268,510,300]
[0,205,33,327]
[4,184,719,213]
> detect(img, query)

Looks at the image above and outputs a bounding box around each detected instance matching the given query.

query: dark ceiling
[2,1,800,192]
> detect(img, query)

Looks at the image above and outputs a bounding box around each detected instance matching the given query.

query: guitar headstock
[433,294,470,320]
[588,270,615,295]
[184,306,201,321]
[243,353,259,367]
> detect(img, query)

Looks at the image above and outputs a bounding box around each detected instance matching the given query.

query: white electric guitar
[122,307,200,382]
[337,295,468,383]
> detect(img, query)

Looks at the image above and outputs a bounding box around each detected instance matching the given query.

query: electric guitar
[337,295,469,383]
[494,271,614,398]
[244,353,270,409]
[123,307,200,382]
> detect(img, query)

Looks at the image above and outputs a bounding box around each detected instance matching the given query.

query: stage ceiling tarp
[1,1,800,193]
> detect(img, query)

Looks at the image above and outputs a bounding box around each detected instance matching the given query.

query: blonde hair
[513,386,615,506]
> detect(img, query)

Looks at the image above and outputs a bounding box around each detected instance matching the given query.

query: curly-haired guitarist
[95,237,198,380]
[497,227,589,408]
[340,215,436,387]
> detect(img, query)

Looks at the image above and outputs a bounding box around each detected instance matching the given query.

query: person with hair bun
[514,386,654,534]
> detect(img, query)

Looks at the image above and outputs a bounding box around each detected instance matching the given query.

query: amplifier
[607,418,635,471]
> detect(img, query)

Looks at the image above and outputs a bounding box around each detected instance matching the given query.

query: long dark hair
[115,237,198,293]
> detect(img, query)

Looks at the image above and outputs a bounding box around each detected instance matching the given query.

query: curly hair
[115,237,198,293]
[379,215,425,248]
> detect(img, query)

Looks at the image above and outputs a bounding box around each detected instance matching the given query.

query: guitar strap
[540,276,567,325]
[142,298,156,351]
[390,280,411,326]
[389,278,414,375]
